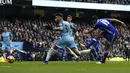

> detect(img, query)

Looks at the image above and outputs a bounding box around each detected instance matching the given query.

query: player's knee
[71,48,81,56]
[51,44,57,49]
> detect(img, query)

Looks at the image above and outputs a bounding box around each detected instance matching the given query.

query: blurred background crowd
[0,17,130,61]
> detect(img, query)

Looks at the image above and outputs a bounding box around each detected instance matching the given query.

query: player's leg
[67,47,79,59]
[65,38,91,59]
[1,43,7,61]
[61,48,66,61]
[44,44,58,63]
[44,39,64,64]
[6,45,11,56]
[70,46,91,57]
[86,38,99,49]
[101,43,110,63]
[93,41,100,60]
[97,32,118,64]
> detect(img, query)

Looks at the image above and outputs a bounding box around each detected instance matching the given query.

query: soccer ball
[7,56,15,63]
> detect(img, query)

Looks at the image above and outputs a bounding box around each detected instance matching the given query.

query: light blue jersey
[59,21,74,37]
[69,22,77,38]
[2,32,13,51]
[56,21,77,49]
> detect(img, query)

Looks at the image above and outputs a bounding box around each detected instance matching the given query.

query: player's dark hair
[54,13,63,18]
[92,15,98,20]
[67,15,72,18]
[91,15,98,24]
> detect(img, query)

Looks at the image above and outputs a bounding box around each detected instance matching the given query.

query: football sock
[79,49,91,55]
[3,53,7,60]
[62,48,66,58]
[45,48,54,61]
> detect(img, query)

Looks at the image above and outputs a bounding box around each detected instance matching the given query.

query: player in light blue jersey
[51,36,66,61]
[83,15,128,64]
[43,13,90,64]
[1,27,13,61]
[61,15,78,61]
[67,15,77,38]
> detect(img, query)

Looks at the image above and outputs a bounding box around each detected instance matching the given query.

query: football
[7,56,15,63]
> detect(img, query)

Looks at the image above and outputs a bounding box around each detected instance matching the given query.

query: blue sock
[62,48,66,57]
[86,38,97,49]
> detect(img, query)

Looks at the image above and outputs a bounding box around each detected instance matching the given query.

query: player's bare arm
[45,25,63,31]
[53,26,63,31]
[109,18,128,30]
[83,28,95,34]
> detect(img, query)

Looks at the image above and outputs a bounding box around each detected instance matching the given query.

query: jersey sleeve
[58,22,63,26]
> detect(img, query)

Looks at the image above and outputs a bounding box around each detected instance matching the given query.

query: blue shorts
[101,31,118,42]
[2,43,11,52]
[56,36,77,49]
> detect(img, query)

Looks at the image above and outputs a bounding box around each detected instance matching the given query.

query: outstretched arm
[45,25,63,31]
[109,18,128,30]
[83,28,95,34]
[53,27,63,31]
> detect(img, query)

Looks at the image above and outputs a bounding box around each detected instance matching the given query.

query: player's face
[55,16,60,22]
[67,17,72,22]
[4,27,7,32]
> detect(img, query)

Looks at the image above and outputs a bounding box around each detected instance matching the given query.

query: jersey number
[65,25,69,33]
[101,20,110,26]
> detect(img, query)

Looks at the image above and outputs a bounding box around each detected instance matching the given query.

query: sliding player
[83,15,127,64]
[43,13,90,64]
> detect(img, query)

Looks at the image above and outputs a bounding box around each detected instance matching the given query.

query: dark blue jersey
[94,18,117,34]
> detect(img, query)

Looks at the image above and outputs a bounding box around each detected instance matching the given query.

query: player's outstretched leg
[43,44,57,64]
[71,48,91,58]
[86,38,98,49]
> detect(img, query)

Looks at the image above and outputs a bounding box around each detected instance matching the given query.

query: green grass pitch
[0,61,130,73]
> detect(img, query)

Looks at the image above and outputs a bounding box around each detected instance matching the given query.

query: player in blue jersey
[1,27,13,61]
[43,13,90,64]
[83,15,127,64]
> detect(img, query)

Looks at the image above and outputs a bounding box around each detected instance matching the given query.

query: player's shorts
[101,31,118,43]
[52,40,65,49]
[2,43,11,52]
[55,36,77,49]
